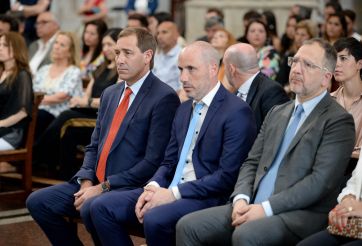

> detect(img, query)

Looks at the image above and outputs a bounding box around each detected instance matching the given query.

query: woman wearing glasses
[297,37,362,246]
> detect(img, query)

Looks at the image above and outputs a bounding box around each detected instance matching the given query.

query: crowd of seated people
[0,1,361,245]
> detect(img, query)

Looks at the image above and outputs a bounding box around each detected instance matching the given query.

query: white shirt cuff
[261,201,274,216]
[171,186,181,200]
[146,181,160,188]
[232,194,250,205]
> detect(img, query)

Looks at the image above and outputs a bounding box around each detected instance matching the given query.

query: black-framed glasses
[287,57,330,72]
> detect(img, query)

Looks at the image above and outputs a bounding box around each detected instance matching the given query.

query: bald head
[223,43,259,89]
[184,41,220,67]
[157,21,179,53]
[224,43,259,72]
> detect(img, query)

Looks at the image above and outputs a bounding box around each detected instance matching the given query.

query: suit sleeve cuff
[171,186,181,200]
[147,181,160,188]
[232,194,250,205]
[261,201,274,216]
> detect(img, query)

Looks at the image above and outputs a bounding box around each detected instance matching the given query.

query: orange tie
[96,87,132,182]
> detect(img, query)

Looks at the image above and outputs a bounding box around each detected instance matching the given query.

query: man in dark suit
[223,43,290,132]
[26,27,180,246]
[176,38,356,245]
[89,41,257,246]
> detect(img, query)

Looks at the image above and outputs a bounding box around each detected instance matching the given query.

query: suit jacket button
[264,166,268,172]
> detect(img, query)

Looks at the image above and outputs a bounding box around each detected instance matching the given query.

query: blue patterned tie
[169,103,204,188]
[254,104,304,203]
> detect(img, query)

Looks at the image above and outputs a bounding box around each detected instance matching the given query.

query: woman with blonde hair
[211,27,236,91]
[33,31,83,141]
[0,32,33,172]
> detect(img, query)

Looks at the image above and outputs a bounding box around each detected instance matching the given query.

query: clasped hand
[329,197,362,229]
[135,186,176,223]
[231,200,266,227]
[74,183,102,211]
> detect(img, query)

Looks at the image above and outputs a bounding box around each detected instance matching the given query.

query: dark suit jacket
[246,72,290,132]
[28,39,54,72]
[151,85,257,203]
[231,93,355,238]
[74,72,180,189]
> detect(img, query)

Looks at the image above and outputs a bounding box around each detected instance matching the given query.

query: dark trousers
[297,230,362,246]
[33,108,97,179]
[90,188,221,246]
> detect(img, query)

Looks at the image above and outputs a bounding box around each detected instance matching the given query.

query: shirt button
[181,177,185,180]
[196,131,199,134]
[186,160,189,164]
[264,166,268,172]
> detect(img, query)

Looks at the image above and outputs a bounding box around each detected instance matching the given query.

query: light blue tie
[169,103,204,188]
[254,104,304,203]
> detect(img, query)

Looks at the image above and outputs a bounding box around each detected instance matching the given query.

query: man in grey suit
[176,38,356,245]
[29,11,59,74]
[223,43,290,132]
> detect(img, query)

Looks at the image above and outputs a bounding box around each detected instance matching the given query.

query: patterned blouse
[257,45,280,80]
[33,65,83,117]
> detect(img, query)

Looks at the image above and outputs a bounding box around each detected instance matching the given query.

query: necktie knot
[124,87,132,97]
[294,104,304,117]
[193,102,204,114]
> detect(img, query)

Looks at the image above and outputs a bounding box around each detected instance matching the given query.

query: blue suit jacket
[74,72,180,189]
[151,85,257,203]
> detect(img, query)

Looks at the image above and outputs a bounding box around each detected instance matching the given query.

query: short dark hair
[304,38,337,73]
[334,37,362,79]
[0,14,19,32]
[149,11,173,25]
[118,27,157,69]
[128,13,149,28]
[207,7,224,20]
[243,10,262,22]
[325,1,343,14]
[343,9,356,22]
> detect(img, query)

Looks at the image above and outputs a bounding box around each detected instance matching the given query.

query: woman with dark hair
[245,19,280,80]
[280,15,301,56]
[0,32,33,172]
[262,10,281,52]
[80,19,108,79]
[33,28,121,179]
[324,12,347,45]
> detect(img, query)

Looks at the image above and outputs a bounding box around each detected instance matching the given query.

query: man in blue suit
[26,27,180,246]
[89,41,257,246]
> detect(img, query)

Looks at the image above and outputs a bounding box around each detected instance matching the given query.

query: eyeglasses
[287,57,330,73]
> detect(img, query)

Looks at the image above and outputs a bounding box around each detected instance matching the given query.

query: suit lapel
[286,93,330,154]
[195,85,225,146]
[109,73,153,153]
[246,73,261,105]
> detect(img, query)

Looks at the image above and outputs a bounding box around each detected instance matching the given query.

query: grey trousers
[176,204,300,246]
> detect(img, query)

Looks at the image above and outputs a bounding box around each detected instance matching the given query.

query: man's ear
[144,49,153,65]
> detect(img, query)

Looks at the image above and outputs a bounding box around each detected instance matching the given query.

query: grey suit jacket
[28,40,54,72]
[231,93,355,238]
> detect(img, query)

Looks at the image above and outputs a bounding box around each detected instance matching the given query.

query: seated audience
[324,12,347,45]
[280,15,301,56]
[0,32,33,173]
[223,43,289,132]
[29,11,60,75]
[33,28,121,179]
[26,27,180,246]
[332,37,362,159]
[33,31,83,140]
[176,38,355,245]
[88,41,257,246]
[343,9,361,42]
[196,16,224,43]
[147,11,172,37]
[245,19,280,80]
[153,21,182,91]
[210,27,236,91]
[297,150,362,246]
[80,19,107,80]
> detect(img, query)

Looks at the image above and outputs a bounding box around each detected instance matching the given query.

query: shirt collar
[125,71,150,96]
[295,90,327,117]
[194,82,220,107]
[238,71,259,95]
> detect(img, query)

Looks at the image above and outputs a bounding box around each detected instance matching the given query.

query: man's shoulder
[147,72,179,97]
[253,73,284,93]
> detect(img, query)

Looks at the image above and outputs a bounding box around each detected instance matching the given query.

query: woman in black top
[0,32,33,172]
[33,28,121,179]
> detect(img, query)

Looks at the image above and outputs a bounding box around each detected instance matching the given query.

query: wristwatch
[100,180,110,193]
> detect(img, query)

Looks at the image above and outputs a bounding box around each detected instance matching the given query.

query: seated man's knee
[26,189,46,213]
[232,224,259,246]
